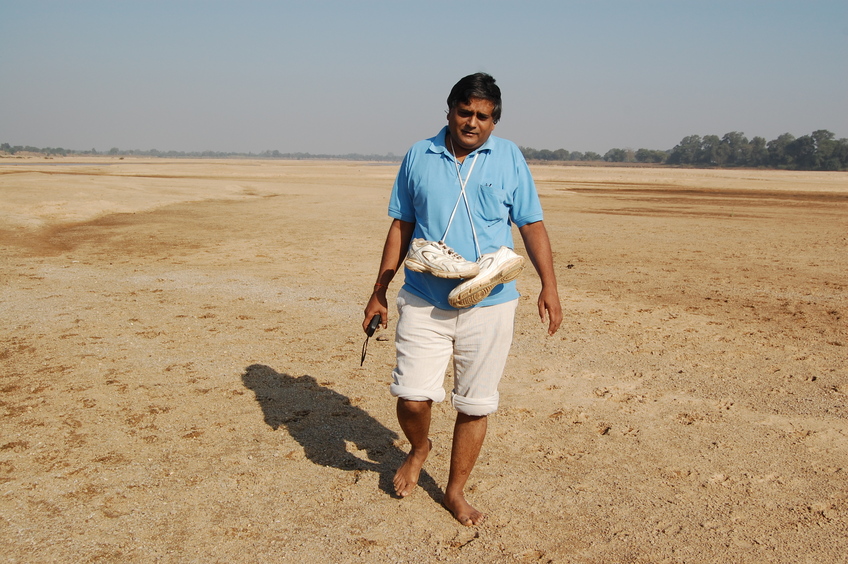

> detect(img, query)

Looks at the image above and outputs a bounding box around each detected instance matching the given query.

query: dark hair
[447,73,502,124]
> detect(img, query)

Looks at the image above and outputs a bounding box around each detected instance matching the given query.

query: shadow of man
[241,364,440,500]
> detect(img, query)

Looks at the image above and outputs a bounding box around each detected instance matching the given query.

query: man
[363,73,562,526]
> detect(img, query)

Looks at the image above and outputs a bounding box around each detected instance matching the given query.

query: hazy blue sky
[2,1,846,155]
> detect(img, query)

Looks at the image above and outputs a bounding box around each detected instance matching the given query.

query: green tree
[720,131,749,166]
[811,130,838,170]
[833,138,848,170]
[603,148,627,162]
[668,135,701,165]
[519,146,539,160]
[768,133,795,167]
[698,135,721,165]
[748,136,768,167]
[635,148,667,163]
[787,135,818,169]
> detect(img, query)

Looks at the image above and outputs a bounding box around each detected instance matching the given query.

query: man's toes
[458,511,483,526]
[393,472,416,497]
[393,478,407,496]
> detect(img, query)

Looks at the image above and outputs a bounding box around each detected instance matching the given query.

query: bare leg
[394,398,433,497]
[443,413,487,526]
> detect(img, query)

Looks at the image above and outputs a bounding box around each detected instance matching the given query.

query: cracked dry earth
[1,158,846,563]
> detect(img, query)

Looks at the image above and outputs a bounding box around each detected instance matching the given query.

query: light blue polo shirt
[389,126,544,310]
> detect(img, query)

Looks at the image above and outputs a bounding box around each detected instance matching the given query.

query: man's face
[446,97,497,156]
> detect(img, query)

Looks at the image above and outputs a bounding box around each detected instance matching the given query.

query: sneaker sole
[448,256,525,308]
[404,258,480,279]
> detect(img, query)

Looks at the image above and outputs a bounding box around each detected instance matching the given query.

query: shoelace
[441,138,482,260]
[435,241,462,258]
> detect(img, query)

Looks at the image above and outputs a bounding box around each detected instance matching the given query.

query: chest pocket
[476,184,508,222]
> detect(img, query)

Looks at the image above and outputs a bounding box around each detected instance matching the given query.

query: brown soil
[1,158,846,562]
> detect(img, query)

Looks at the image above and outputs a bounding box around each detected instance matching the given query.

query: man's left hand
[538,285,562,335]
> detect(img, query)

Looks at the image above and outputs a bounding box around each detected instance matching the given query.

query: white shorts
[390,287,518,416]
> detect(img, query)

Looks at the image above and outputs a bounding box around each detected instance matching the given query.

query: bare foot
[443,491,485,526]
[393,439,431,497]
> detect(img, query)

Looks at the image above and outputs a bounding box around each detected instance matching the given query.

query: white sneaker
[448,247,525,308]
[404,239,480,279]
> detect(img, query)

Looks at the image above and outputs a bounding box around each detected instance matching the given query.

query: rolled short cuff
[451,391,500,416]
[390,383,446,403]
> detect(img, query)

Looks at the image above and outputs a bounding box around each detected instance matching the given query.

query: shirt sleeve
[388,151,417,223]
[509,145,544,227]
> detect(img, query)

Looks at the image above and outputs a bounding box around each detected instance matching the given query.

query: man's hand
[538,285,562,336]
[362,219,415,334]
[518,220,563,336]
[363,288,389,333]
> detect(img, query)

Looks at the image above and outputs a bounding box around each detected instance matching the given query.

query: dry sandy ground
[1,158,846,563]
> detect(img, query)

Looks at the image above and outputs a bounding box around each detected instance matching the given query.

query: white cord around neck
[441,137,482,259]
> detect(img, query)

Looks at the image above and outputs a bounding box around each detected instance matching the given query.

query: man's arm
[362,218,416,332]
[518,220,562,335]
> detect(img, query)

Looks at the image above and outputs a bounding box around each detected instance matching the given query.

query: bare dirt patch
[1,160,846,562]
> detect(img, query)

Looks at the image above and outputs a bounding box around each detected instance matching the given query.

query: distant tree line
[4,129,847,170]
[521,129,847,171]
[517,148,605,163]
[1,143,74,157]
[0,143,402,162]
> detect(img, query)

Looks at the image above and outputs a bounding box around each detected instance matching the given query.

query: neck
[447,134,470,163]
